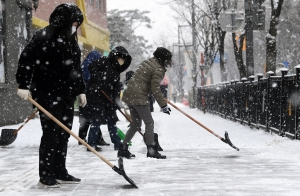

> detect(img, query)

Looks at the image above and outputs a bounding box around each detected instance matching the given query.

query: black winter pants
[36,96,74,182]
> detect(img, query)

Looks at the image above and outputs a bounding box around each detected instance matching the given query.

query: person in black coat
[78,50,110,147]
[16,4,85,188]
[79,46,132,151]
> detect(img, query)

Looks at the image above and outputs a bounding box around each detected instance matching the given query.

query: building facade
[0,0,109,126]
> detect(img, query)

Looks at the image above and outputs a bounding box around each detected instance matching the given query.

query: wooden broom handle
[27,96,114,168]
[166,99,223,140]
[100,90,144,137]
[13,110,39,134]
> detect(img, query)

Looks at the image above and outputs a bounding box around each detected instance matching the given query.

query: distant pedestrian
[160,76,169,99]
[172,91,177,103]
[119,47,172,159]
[16,3,85,188]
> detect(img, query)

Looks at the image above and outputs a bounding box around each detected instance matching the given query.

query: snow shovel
[124,108,132,122]
[101,90,163,151]
[117,127,132,146]
[167,100,240,151]
[0,110,38,146]
[26,96,138,188]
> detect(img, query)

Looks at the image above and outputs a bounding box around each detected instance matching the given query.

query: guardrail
[197,67,300,139]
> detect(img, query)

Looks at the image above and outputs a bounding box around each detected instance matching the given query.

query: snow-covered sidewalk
[1,102,300,196]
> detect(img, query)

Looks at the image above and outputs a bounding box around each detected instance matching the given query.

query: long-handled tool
[27,96,138,188]
[117,127,132,146]
[167,100,240,151]
[124,108,132,122]
[0,110,38,146]
[101,90,163,151]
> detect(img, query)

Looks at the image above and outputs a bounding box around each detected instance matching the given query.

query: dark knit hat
[125,70,134,85]
[153,47,172,66]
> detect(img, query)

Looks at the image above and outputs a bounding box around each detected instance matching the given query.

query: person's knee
[131,119,142,129]
[144,118,154,126]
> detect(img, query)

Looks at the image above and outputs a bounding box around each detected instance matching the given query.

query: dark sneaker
[117,144,135,159]
[87,146,102,152]
[56,174,81,184]
[38,178,61,188]
[97,138,110,146]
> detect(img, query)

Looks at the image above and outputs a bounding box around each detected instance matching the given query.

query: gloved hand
[78,94,87,108]
[17,89,30,100]
[116,102,124,109]
[112,103,121,111]
[161,105,171,115]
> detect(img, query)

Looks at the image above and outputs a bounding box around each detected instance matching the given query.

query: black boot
[154,133,163,151]
[96,129,110,146]
[97,137,110,146]
[117,144,135,159]
[144,133,163,151]
[147,145,166,159]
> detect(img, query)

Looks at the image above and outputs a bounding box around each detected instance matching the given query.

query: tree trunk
[219,31,227,82]
[266,0,284,73]
[232,32,247,79]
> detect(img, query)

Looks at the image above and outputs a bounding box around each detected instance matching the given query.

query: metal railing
[197,67,300,139]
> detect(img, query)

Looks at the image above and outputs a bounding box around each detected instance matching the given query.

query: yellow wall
[32,0,110,53]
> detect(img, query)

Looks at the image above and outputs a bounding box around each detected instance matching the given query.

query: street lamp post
[191,0,197,108]
[244,0,266,76]
[178,25,190,100]
[245,0,254,76]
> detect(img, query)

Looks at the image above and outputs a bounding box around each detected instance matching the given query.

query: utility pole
[245,0,254,76]
[191,0,197,108]
[244,0,265,76]
[177,25,189,100]
[178,25,183,100]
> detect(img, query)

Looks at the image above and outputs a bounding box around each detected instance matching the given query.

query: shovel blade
[0,129,17,146]
[112,157,138,188]
[222,131,239,151]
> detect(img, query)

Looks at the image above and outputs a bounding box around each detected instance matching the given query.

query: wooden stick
[27,96,114,168]
[100,90,144,137]
[166,99,223,140]
[13,110,39,134]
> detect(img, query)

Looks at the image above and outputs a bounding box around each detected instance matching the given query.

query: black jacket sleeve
[16,34,41,89]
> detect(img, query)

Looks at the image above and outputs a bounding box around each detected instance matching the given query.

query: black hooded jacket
[16,4,85,100]
[79,46,132,124]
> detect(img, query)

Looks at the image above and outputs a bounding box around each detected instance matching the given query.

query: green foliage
[108,9,153,69]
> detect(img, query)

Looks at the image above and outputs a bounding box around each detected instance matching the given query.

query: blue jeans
[106,116,121,149]
[88,122,101,147]
[88,117,121,148]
